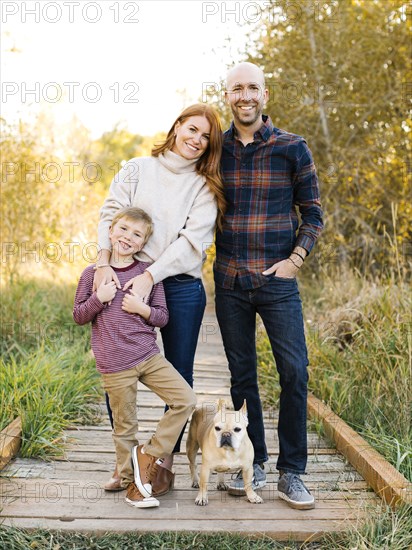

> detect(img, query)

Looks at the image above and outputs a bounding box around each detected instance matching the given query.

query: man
[214,62,323,510]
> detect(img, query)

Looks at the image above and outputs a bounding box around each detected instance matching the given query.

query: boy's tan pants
[101,353,196,487]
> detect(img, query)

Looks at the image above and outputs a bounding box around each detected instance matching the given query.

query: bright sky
[1,0,268,137]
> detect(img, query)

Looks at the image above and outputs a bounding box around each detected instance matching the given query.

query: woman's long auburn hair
[152,104,226,231]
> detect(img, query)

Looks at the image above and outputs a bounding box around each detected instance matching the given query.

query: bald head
[225,62,268,132]
[226,62,266,89]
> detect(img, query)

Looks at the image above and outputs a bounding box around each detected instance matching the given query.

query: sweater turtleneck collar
[158,149,198,174]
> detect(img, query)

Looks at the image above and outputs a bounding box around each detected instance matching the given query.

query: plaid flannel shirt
[214,115,324,290]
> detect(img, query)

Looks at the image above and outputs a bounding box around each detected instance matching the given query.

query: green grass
[1,503,411,549]
[0,277,102,456]
[317,503,412,549]
[0,530,291,550]
[0,344,101,458]
[1,277,83,359]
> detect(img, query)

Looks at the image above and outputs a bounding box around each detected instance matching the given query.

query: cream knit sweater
[97,150,217,284]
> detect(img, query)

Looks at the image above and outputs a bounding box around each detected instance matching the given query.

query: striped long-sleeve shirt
[214,115,324,290]
[73,260,168,374]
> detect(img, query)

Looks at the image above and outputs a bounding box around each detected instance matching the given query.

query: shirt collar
[228,115,273,143]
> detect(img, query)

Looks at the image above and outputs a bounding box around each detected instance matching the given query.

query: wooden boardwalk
[0,298,378,541]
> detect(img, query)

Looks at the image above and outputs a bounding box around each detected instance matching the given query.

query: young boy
[73,207,196,508]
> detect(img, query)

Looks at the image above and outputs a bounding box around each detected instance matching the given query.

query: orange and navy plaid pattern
[214,116,324,290]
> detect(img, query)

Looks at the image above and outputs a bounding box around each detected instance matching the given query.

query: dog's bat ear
[217,398,226,413]
[240,399,248,416]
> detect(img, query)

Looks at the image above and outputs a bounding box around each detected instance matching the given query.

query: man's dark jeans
[215,276,309,474]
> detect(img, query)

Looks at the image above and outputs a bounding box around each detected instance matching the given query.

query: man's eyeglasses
[225,84,263,100]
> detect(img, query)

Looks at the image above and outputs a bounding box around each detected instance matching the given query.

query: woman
[93,104,225,495]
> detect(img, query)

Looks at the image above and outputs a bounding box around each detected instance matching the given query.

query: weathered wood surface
[0,300,379,541]
[0,417,22,471]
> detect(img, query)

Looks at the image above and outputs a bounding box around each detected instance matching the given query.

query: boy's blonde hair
[111,207,153,244]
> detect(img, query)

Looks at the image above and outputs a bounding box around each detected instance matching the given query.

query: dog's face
[212,401,249,450]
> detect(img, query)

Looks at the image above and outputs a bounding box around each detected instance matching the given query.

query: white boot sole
[125,496,160,508]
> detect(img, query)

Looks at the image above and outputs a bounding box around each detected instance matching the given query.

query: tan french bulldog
[186,399,264,506]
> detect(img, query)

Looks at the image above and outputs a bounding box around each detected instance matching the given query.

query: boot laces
[149,461,160,482]
[129,482,144,499]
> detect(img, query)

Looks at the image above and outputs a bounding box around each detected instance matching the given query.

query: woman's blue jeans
[106,275,206,454]
[161,275,206,453]
[215,276,309,474]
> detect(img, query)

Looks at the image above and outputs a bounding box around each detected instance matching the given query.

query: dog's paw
[195,495,208,506]
[191,481,199,489]
[248,493,264,504]
[216,482,228,491]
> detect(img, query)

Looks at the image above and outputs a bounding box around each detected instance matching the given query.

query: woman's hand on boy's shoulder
[123,271,154,303]
[93,266,121,290]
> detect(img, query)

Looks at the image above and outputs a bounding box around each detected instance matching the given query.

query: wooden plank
[61,454,352,475]
[63,450,345,466]
[9,456,354,474]
[65,428,329,444]
[56,445,340,457]
[1,497,366,520]
[0,417,22,471]
[16,459,361,479]
[0,517,359,540]
[307,393,412,508]
[194,364,229,371]
[0,480,376,502]
[60,448,340,460]
[2,465,370,491]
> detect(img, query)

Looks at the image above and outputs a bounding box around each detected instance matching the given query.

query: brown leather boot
[152,466,175,497]
[131,445,159,497]
[125,482,159,508]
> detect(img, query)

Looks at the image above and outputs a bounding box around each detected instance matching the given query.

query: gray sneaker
[228,463,266,496]
[278,471,315,510]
